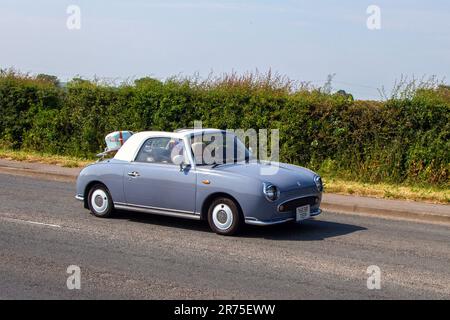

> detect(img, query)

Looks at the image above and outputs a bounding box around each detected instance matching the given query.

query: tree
[335,89,354,101]
[36,73,60,86]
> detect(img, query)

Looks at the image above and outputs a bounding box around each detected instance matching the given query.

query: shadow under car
[110,210,367,240]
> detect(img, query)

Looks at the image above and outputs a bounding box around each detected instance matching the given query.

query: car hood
[212,161,318,192]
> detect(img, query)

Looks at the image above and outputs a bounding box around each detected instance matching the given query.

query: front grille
[278,196,319,212]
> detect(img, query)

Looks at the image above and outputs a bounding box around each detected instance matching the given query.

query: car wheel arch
[201,192,244,221]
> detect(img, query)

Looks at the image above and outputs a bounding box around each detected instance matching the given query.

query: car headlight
[263,183,280,202]
[314,175,323,192]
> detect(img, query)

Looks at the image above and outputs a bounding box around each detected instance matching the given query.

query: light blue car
[76,129,323,235]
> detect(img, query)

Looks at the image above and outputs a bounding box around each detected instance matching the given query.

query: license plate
[296,205,311,222]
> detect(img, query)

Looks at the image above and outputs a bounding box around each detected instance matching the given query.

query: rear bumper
[75,194,84,201]
[245,208,322,226]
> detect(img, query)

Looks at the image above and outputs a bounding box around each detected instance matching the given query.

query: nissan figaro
[76,129,323,235]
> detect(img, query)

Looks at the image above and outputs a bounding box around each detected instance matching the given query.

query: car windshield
[190,132,252,166]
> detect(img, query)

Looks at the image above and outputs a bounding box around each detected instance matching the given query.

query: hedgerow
[0,70,448,186]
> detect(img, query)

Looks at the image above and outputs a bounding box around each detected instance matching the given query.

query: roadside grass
[0,148,448,204]
[0,148,93,168]
[322,177,449,204]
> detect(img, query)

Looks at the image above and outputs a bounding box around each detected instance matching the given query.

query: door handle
[127,171,140,177]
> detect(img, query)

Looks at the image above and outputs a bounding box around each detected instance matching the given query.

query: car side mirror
[179,161,191,172]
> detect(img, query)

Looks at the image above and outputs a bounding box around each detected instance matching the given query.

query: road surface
[0,173,449,299]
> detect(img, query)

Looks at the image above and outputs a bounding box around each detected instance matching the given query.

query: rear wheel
[87,184,114,218]
[207,197,242,236]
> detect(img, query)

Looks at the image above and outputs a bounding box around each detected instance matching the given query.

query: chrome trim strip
[75,195,84,201]
[245,217,294,226]
[114,202,199,215]
[114,203,201,220]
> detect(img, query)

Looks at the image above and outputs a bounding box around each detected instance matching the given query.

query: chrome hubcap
[91,189,108,214]
[217,210,227,223]
[94,195,103,207]
[212,203,233,230]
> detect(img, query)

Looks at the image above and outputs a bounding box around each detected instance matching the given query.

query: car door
[123,136,197,215]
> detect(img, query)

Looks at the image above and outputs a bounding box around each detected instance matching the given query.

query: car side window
[134,137,186,165]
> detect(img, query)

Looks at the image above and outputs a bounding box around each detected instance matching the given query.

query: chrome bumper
[245,209,322,226]
[75,195,84,201]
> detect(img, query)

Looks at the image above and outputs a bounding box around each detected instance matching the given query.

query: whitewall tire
[207,197,241,236]
[88,184,114,218]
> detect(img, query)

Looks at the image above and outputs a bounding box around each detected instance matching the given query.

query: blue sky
[0,0,449,99]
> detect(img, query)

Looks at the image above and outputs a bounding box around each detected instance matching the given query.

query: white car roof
[114,129,223,162]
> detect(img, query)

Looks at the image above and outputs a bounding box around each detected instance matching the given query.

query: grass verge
[0,148,93,168]
[0,148,448,204]
[323,177,449,204]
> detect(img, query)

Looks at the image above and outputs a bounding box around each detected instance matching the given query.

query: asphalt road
[0,173,449,299]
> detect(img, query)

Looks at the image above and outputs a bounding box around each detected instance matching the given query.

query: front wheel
[87,184,114,218]
[207,197,242,236]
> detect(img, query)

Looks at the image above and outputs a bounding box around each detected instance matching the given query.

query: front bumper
[75,194,84,201]
[245,208,322,226]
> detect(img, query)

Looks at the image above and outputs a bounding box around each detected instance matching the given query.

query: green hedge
[0,71,449,186]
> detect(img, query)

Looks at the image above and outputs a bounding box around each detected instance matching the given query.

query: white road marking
[1,217,62,228]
